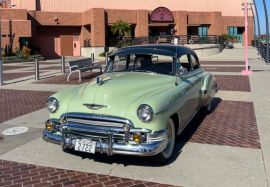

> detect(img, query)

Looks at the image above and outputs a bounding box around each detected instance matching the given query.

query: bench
[67,58,102,82]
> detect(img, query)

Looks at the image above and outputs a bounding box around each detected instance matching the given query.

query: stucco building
[0,0,254,58]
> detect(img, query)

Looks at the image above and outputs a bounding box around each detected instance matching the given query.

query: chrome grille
[61,113,135,143]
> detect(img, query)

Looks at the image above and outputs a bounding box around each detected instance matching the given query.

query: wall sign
[150,7,174,22]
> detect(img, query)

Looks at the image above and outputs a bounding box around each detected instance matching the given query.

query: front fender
[201,73,217,106]
[49,84,85,119]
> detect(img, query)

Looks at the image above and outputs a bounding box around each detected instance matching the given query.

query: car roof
[110,44,197,58]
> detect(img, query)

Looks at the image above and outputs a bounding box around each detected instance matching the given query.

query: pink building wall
[10,0,245,16]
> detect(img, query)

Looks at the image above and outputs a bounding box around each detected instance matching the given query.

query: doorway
[73,35,80,56]
[149,26,174,37]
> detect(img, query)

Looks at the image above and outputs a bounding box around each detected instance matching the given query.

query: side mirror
[176,66,187,77]
[175,67,187,86]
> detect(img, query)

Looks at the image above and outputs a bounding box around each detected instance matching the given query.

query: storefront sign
[150,7,174,22]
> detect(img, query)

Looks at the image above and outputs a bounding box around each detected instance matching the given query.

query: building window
[227,26,238,36]
[198,26,208,36]
[19,37,29,48]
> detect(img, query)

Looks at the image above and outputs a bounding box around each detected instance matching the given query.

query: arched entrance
[149,7,175,37]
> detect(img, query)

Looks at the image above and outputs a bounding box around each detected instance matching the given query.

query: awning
[149,23,175,27]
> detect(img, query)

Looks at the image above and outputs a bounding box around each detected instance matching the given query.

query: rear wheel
[154,118,176,162]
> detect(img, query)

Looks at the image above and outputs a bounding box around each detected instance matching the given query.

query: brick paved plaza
[0,48,270,187]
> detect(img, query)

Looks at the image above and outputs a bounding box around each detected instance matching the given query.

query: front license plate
[74,139,96,154]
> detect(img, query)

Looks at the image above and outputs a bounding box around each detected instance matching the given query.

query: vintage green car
[43,45,217,162]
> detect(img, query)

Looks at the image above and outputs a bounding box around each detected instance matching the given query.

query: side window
[190,55,200,70]
[112,55,128,71]
[179,54,191,72]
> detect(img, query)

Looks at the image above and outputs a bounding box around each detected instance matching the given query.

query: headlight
[137,104,154,122]
[46,97,59,113]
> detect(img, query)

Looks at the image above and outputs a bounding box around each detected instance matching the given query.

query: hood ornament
[97,74,112,85]
[83,104,107,110]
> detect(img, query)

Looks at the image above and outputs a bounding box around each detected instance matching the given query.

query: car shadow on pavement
[64,97,222,167]
[169,97,222,164]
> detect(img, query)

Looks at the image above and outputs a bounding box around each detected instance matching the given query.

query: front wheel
[154,118,176,162]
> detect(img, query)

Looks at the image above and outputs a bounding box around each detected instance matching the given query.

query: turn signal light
[133,133,142,144]
[45,120,54,132]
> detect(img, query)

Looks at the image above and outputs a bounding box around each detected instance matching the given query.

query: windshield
[105,54,176,76]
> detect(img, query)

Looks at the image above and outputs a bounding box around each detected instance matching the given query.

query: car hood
[67,72,174,116]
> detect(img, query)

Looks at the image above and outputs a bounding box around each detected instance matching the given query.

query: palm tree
[111,20,131,46]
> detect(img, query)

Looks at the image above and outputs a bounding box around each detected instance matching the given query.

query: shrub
[15,47,31,59]
[1,50,7,58]
[21,46,31,59]
[99,50,114,57]
[221,34,238,42]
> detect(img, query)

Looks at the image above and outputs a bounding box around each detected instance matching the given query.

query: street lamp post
[242,0,252,75]
[262,0,269,64]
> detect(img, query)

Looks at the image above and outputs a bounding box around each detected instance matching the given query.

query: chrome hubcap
[162,119,175,159]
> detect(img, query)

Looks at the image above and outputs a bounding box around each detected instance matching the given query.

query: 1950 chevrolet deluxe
[43,45,217,162]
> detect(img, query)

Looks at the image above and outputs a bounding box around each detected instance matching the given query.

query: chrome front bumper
[62,131,168,156]
[42,122,169,156]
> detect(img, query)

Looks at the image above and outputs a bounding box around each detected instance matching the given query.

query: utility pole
[262,0,269,63]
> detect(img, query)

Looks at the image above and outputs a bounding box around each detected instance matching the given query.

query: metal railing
[107,35,223,48]
[254,40,270,63]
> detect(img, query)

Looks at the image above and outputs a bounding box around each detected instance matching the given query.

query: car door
[178,54,201,128]
[188,54,204,113]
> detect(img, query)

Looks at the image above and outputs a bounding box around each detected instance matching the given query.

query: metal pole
[35,59,39,80]
[9,20,12,55]
[242,0,252,75]
[250,2,257,44]
[105,52,108,66]
[262,0,269,63]
[0,17,3,85]
[61,56,65,73]
[91,53,95,62]
[252,0,261,47]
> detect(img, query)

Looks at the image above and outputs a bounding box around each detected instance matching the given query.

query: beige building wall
[11,0,245,16]
[10,0,36,10]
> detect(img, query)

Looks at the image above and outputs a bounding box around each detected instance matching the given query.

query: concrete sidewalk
[0,47,270,187]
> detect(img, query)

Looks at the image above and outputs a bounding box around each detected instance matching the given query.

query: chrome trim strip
[42,130,61,145]
[65,122,151,134]
[148,130,168,142]
[67,118,124,128]
[83,104,108,110]
[61,113,134,127]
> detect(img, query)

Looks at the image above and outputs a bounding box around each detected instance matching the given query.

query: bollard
[61,56,65,74]
[105,52,108,66]
[0,59,3,86]
[0,57,3,85]
[35,59,39,80]
[91,53,95,62]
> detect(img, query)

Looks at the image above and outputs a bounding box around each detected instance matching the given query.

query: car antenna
[175,45,179,86]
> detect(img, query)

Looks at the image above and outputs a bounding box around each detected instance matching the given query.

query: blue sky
[254,0,270,35]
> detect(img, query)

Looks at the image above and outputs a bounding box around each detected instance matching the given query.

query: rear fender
[200,73,218,106]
